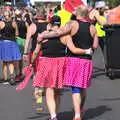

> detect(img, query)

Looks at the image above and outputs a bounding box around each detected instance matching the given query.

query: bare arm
[90,24,99,49]
[46,23,51,31]
[24,23,36,54]
[61,35,93,55]
[0,21,3,29]
[37,21,73,41]
[61,35,85,54]
[31,42,42,64]
[12,21,19,36]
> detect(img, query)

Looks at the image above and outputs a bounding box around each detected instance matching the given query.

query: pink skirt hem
[33,57,65,88]
[64,57,93,88]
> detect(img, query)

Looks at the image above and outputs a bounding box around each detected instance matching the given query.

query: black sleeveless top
[0,21,16,41]
[42,37,66,57]
[16,20,27,39]
[31,22,48,52]
[67,20,93,59]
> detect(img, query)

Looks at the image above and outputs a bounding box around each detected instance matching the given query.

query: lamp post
[13,0,16,6]
[11,0,16,6]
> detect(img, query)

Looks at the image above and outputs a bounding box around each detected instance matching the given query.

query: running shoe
[1,79,10,85]
[9,78,16,85]
[73,118,82,120]
[48,117,58,120]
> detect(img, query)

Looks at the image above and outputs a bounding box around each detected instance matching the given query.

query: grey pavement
[0,48,120,120]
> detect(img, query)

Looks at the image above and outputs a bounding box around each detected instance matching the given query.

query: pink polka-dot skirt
[33,57,65,89]
[64,57,93,88]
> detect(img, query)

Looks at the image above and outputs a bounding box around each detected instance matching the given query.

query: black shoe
[0,79,4,83]
[15,73,23,82]
[9,78,16,85]
[0,79,9,84]
[48,117,58,120]
[9,74,16,85]
[2,79,10,85]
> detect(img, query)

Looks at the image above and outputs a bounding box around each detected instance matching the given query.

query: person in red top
[47,9,54,22]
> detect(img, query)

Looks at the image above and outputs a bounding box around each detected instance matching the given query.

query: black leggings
[99,37,105,52]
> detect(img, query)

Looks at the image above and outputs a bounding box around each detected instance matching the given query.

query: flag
[64,0,85,14]
[57,0,87,26]
[16,65,33,91]
[81,0,87,5]
[58,8,72,26]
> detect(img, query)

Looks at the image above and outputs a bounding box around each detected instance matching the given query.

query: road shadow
[57,105,112,120]
[102,97,120,101]
[93,66,105,72]
[27,110,73,120]
[58,110,73,120]
[84,105,112,120]
[27,105,112,120]
[27,112,49,119]
[93,66,106,78]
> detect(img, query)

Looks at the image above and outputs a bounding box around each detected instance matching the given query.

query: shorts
[71,87,81,93]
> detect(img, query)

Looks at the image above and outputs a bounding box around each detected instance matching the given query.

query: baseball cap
[50,15,61,26]
[95,1,106,8]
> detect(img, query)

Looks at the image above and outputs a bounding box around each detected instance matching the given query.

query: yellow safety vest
[95,16,106,37]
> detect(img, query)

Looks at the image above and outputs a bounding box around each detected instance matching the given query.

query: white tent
[81,0,87,5]
[30,0,62,5]
[30,0,87,6]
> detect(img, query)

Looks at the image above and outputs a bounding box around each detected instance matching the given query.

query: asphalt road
[0,48,120,120]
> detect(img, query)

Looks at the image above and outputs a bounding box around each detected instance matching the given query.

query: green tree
[108,0,120,8]
[0,0,4,6]
[89,0,120,8]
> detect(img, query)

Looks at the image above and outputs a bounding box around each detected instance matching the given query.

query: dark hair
[54,5,61,13]
[32,5,36,8]
[71,14,76,20]
[54,8,58,13]
[37,8,46,20]
[49,9,53,12]
[24,14,32,25]
[57,5,61,11]
[50,16,61,27]
[63,1,65,5]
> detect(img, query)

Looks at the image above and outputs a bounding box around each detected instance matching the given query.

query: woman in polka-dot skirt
[32,16,92,120]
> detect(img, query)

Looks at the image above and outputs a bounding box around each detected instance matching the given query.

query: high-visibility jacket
[95,16,106,37]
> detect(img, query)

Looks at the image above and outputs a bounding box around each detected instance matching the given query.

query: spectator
[95,2,107,52]
[0,10,21,85]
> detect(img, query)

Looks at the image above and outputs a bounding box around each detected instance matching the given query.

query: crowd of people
[0,1,115,120]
